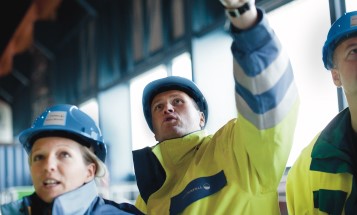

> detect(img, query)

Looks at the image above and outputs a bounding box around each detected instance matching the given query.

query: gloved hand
[219,0,255,8]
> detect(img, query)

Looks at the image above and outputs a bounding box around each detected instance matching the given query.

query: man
[286,11,357,215]
[133,0,300,214]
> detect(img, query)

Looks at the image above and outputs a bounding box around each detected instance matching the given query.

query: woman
[0,104,142,215]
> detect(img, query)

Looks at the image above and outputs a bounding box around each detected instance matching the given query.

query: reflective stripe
[235,64,294,114]
[235,81,298,129]
[233,49,290,94]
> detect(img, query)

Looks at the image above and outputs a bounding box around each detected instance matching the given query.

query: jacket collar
[154,130,207,166]
[311,108,355,174]
[51,180,98,214]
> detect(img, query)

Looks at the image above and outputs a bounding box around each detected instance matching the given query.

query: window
[130,65,166,150]
[79,98,99,126]
[172,53,193,79]
[346,0,357,12]
[267,0,337,166]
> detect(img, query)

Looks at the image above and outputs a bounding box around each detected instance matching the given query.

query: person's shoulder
[1,198,25,214]
[288,133,321,176]
[298,133,322,159]
[93,198,145,215]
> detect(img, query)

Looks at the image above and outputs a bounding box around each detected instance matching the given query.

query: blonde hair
[81,146,107,178]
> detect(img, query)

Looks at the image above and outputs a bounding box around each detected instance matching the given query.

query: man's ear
[331,68,342,87]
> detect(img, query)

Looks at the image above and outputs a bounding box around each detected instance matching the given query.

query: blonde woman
[0,104,142,215]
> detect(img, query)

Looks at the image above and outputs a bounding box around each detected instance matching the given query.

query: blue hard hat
[323,11,357,70]
[142,76,208,132]
[19,104,107,162]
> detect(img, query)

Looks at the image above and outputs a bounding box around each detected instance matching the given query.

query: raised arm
[221,0,300,190]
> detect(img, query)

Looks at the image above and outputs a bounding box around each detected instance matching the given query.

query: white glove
[219,0,254,8]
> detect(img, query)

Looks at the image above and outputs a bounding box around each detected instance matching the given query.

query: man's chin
[156,129,182,142]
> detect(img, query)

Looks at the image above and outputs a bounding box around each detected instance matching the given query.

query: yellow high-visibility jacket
[133,8,299,215]
[286,108,356,215]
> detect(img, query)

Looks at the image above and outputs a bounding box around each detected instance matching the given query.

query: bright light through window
[79,98,99,126]
[172,53,192,80]
[346,0,357,12]
[268,0,338,166]
[130,66,167,150]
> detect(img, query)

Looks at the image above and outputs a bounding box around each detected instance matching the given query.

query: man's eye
[173,98,182,104]
[154,104,163,111]
[32,155,43,162]
[346,48,357,60]
[60,152,70,158]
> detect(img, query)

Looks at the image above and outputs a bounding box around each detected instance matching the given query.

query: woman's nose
[43,157,56,172]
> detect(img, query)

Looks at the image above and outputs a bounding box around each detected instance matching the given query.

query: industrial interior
[0,0,353,214]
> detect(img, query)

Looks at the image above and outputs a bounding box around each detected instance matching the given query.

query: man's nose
[163,103,174,113]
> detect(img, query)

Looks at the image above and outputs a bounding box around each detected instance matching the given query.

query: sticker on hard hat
[44,111,67,126]
[91,131,98,140]
[351,15,357,27]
